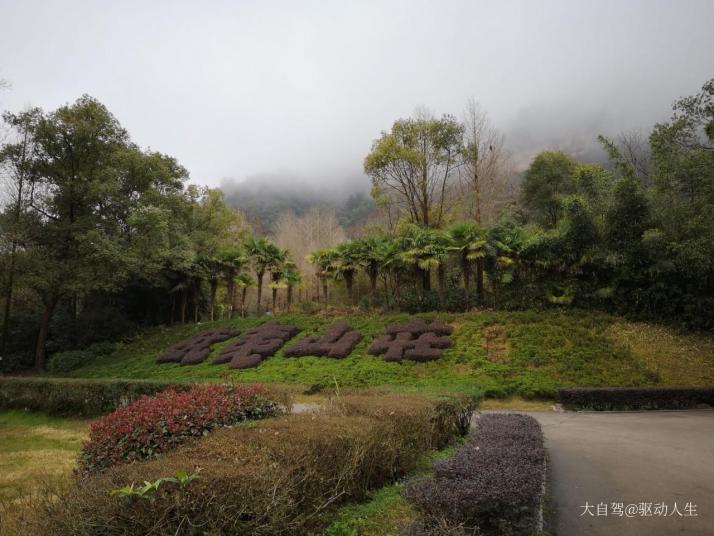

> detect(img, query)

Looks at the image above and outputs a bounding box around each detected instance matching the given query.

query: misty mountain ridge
[220,172,373,234]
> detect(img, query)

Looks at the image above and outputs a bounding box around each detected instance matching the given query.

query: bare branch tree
[459,98,513,224]
[273,207,346,301]
[617,129,651,185]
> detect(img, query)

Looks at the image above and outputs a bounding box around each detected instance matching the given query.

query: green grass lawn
[57,309,714,397]
[0,411,88,503]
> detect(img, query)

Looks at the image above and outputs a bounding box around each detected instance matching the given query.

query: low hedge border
[2,393,477,536]
[559,387,714,411]
[403,413,546,536]
[0,377,192,417]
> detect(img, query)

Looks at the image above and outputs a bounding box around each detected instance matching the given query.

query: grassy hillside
[59,310,714,398]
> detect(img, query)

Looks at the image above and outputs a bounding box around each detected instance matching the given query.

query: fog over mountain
[1,0,712,199]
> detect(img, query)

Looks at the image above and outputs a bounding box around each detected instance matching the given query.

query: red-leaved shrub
[80,383,282,473]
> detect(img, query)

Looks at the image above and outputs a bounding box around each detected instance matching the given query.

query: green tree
[0,108,41,353]
[14,96,187,369]
[398,226,443,296]
[447,222,487,306]
[521,150,577,227]
[365,112,464,228]
[281,259,302,312]
[244,237,272,314]
[267,247,288,315]
[332,241,363,305]
[307,248,337,306]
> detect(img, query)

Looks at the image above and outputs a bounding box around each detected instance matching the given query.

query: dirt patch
[481,324,511,363]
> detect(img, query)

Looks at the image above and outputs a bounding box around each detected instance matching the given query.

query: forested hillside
[1,80,712,375]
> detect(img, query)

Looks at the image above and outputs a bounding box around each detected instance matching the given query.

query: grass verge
[0,411,88,503]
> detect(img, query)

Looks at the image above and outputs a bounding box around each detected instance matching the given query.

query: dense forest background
[0,79,712,372]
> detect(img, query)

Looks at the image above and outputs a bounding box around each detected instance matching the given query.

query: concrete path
[530,410,714,536]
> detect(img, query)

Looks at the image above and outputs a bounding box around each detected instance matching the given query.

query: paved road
[530,410,714,536]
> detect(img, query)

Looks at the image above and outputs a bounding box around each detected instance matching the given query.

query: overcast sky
[1,0,712,189]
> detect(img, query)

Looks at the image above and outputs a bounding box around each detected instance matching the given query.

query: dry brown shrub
[3,394,476,535]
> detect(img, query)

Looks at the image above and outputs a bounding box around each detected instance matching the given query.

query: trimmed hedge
[212,320,300,369]
[559,386,714,411]
[368,319,454,363]
[47,341,118,373]
[0,377,191,417]
[2,394,477,536]
[404,413,545,536]
[80,384,282,473]
[284,321,362,359]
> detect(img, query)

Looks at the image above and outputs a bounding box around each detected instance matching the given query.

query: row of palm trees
[176,221,522,321]
[174,236,302,321]
[307,222,519,309]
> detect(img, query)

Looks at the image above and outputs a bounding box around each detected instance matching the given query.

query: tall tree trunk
[369,269,378,306]
[2,120,29,355]
[241,287,247,317]
[476,258,485,304]
[192,281,199,323]
[287,285,293,312]
[228,280,237,319]
[256,271,264,314]
[34,296,58,371]
[322,279,328,308]
[180,289,187,323]
[473,166,482,224]
[422,268,431,292]
[170,292,176,325]
[209,279,218,321]
[437,264,446,307]
[0,243,17,354]
[345,271,354,305]
[272,288,278,315]
[462,257,472,309]
[413,265,423,298]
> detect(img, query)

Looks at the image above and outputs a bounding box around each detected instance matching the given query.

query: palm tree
[267,248,288,315]
[235,274,254,317]
[398,226,442,297]
[377,237,405,307]
[332,241,363,305]
[447,222,487,307]
[485,217,527,307]
[245,237,281,314]
[307,248,337,306]
[197,253,224,321]
[216,246,247,319]
[282,260,302,312]
[355,236,384,304]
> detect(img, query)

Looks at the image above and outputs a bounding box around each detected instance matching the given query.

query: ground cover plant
[212,320,300,369]
[368,319,454,363]
[1,393,476,535]
[403,413,545,535]
[155,326,239,365]
[80,383,283,473]
[285,321,363,358]
[53,310,702,399]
